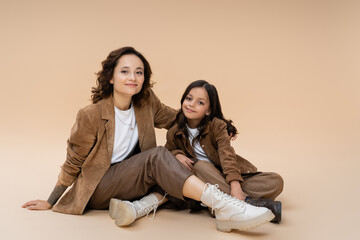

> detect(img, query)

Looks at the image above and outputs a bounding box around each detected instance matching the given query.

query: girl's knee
[270,172,284,195]
[273,173,284,190]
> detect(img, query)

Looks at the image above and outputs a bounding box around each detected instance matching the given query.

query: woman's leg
[105,146,274,232]
[193,160,231,194]
[182,176,274,232]
[88,146,191,209]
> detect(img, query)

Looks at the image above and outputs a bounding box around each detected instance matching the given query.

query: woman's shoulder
[79,100,102,114]
[77,98,108,122]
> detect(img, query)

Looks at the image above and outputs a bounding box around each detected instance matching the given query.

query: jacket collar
[101,95,115,120]
[174,120,211,137]
[101,95,115,159]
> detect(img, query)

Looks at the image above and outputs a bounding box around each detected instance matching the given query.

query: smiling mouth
[185,107,195,113]
[125,84,137,87]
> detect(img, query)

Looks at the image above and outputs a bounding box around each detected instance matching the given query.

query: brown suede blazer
[52,89,177,215]
[165,117,257,183]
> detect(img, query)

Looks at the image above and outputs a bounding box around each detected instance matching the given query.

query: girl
[165,80,284,223]
[22,47,274,232]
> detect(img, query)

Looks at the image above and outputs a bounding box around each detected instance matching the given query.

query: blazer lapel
[134,104,146,150]
[102,96,115,160]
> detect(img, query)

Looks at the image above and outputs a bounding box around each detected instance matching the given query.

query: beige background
[1,0,359,239]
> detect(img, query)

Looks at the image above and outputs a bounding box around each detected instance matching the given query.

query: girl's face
[182,87,211,128]
[110,54,145,98]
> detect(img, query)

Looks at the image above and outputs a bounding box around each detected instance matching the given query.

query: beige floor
[2,122,359,240]
[1,0,359,239]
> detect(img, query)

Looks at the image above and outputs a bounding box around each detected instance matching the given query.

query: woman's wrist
[47,185,67,206]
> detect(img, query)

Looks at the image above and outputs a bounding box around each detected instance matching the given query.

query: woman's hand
[22,200,52,210]
[230,180,246,201]
[175,154,194,172]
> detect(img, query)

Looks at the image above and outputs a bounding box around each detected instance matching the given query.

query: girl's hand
[22,200,52,210]
[230,180,246,201]
[175,154,194,172]
[229,132,237,141]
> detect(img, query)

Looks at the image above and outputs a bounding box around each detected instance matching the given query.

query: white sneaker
[200,184,275,232]
[109,193,162,227]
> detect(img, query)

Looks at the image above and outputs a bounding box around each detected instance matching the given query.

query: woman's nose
[128,73,136,81]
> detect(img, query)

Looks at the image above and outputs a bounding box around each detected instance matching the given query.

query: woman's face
[110,54,145,98]
[182,87,211,128]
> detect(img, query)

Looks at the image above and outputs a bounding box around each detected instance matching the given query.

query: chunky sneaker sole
[109,198,120,219]
[271,201,282,223]
[216,209,275,232]
[109,198,137,227]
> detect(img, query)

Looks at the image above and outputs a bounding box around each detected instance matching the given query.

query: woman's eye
[121,70,128,74]
[136,71,143,75]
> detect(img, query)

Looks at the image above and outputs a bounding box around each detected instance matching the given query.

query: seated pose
[164,80,284,223]
[22,47,274,232]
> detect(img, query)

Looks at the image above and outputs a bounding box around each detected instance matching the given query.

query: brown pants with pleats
[87,146,193,210]
[193,160,284,200]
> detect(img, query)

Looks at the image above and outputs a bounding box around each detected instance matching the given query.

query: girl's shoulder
[167,122,181,135]
[209,117,227,129]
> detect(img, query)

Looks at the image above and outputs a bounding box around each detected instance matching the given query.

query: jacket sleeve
[165,127,186,157]
[214,120,243,183]
[58,108,97,186]
[150,89,178,129]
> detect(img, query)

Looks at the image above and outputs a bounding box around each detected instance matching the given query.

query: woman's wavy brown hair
[91,46,153,106]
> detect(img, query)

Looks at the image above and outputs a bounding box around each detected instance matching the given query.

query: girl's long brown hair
[176,80,237,145]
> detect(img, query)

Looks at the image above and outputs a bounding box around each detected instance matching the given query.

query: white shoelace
[202,183,246,214]
[139,193,168,220]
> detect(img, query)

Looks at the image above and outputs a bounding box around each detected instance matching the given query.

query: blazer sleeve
[150,89,178,129]
[213,120,243,183]
[58,108,97,186]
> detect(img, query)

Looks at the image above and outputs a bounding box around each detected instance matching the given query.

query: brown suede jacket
[52,89,177,215]
[165,117,257,183]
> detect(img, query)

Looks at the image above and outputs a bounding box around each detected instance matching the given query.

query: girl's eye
[121,70,128,74]
[199,101,204,105]
[185,96,192,101]
[136,71,143,75]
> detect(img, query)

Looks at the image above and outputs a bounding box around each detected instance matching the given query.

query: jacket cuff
[170,149,186,157]
[226,173,244,183]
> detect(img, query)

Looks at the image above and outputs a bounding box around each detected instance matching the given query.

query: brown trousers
[194,160,284,200]
[87,146,193,210]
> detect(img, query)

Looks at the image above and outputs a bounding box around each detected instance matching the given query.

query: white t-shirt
[111,104,139,164]
[187,125,213,164]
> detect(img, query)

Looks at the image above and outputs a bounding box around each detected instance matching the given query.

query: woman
[22,47,274,232]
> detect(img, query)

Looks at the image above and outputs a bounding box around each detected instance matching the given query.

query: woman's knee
[145,146,169,157]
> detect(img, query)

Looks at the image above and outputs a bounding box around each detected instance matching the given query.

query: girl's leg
[241,172,284,200]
